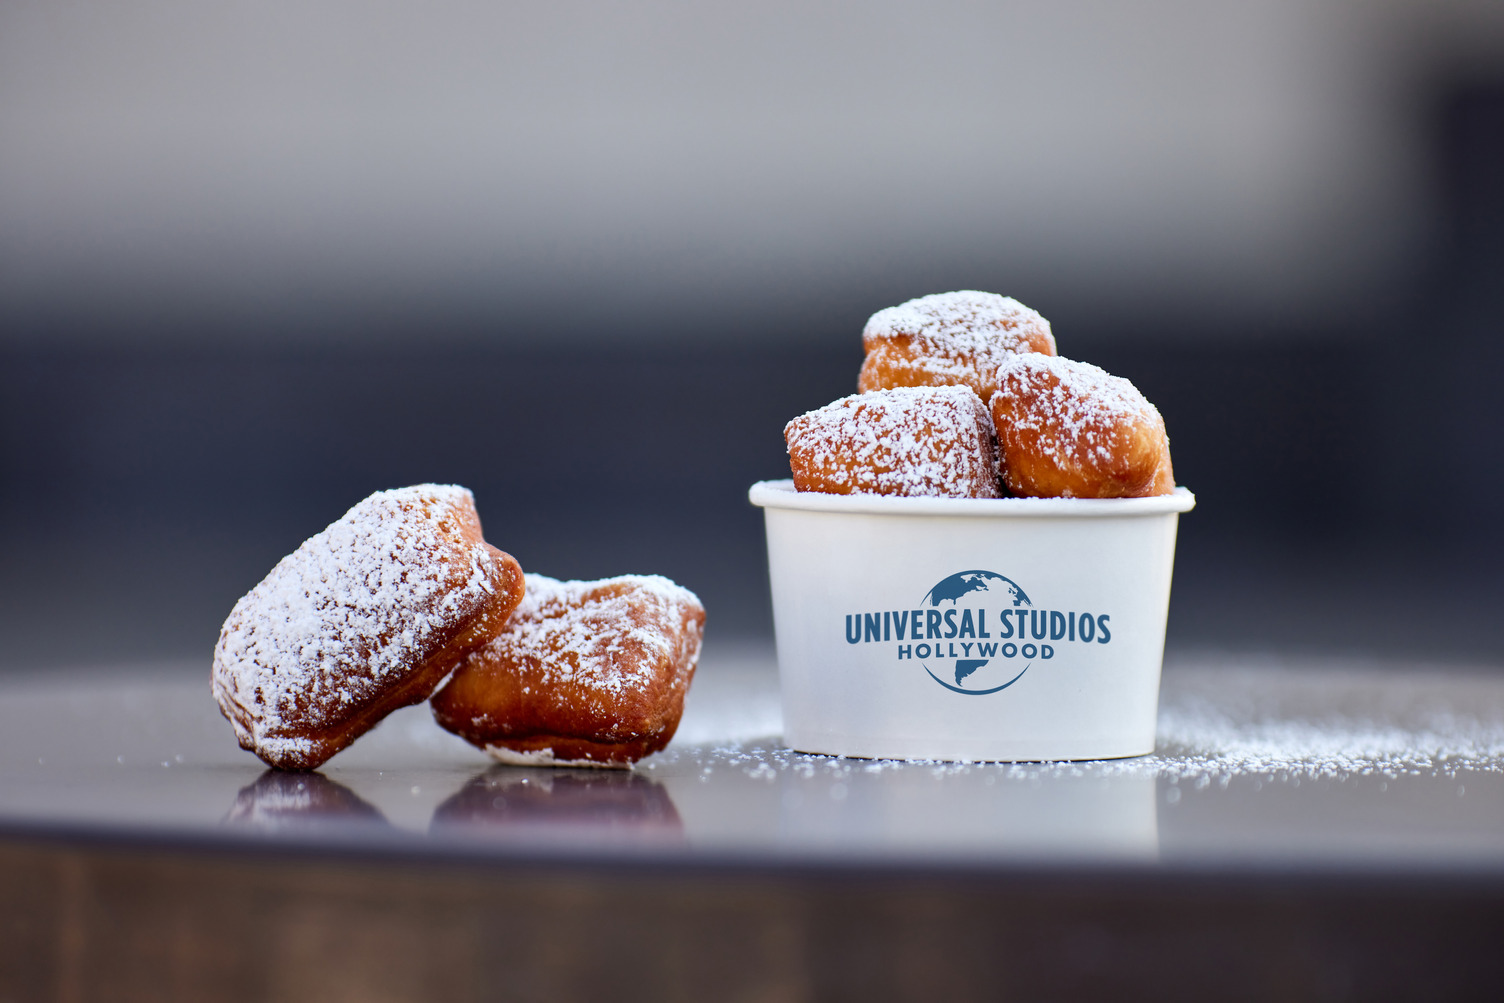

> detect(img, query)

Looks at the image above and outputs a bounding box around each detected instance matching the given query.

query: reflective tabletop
[2,644,1501,873]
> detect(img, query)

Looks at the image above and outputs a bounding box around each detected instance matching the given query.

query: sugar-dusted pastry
[858,290,1056,401]
[990,354,1174,498]
[785,385,1002,498]
[213,484,525,771]
[430,574,705,767]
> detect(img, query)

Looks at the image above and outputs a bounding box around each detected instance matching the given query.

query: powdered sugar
[1138,660,1504,783]
[864,291,1054,356]
[995,355,1159,437]
[992,354,1166,488]
[785,385,1001,498]
[491,574,704,702]
[212,484,504,765]
[484,745,625,769]
[858,291,1056,403]
[1148,703,1504,782]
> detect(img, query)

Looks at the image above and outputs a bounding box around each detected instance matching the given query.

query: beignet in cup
[785,385,1002,498]
[430,574,705,768]
[858,290,1056,401]
[212,484,525,771]
[990,355,1174,498]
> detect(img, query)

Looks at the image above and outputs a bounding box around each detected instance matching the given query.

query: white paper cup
[749,480,1195,762]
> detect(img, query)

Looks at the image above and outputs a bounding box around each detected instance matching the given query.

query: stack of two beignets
[213,484,704,771]
[788,290,1175,500]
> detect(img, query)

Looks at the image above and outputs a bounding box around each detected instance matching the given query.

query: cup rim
[748,479,1196,518]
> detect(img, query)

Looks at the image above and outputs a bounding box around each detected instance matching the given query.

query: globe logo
[920,570,1033,696]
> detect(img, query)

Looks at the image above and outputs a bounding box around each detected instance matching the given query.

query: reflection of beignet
[213,485,525,771]
[430,574,705,768]
[431,768,683,837]
[858,290,1056,401]
[225,771,389,831]
[990,355,1174,498]
[785,385,1001,498]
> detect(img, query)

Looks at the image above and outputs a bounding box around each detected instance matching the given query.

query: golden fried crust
[990,356,1174,499]
[212,485,526,771]
[1148,454,1176,496]
[858,291,1056,402]
[785,385,1001,499]
[430,574,705,767]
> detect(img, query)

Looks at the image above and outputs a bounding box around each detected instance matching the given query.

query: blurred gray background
[2,0,1502,669]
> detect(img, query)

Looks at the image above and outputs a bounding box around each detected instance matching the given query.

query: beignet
[430,574,705,767]
[858,290,1056,401]
[785,385,1002,498]
[212,484,525,770]
[990,355,1174,498]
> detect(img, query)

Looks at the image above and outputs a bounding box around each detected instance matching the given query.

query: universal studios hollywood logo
[842,570,1113,695]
